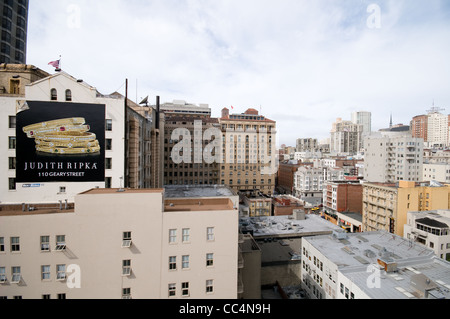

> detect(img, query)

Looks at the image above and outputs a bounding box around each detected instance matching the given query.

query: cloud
[27,0,450,146]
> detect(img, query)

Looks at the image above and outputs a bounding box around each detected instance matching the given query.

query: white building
[364,132,424,183]
[423,163,450,183]
[1,70,126,204]
[0,185,239,299]
[330,118,363,154]
[293,166,324,201]
[301,231,450,299]
[427,111,449,147]
[404,210,450,261]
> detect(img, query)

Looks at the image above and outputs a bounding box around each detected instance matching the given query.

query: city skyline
[26,0,450,146]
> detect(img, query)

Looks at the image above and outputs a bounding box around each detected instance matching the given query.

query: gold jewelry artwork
[24,118,101,155]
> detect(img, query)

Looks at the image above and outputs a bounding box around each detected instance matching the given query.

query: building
[323,180,363,215]
[330,118,363,154]
[0,0,28,64]
[0,185,239,299]
[427,109,449,147]
[276,160,302,194]
[272,195,304,216]
[423,163,450,183]
[219,107,277,196]
[404,210,450,261]
[362,181,450,237]
[411,114,428,142]
[240,213,342,288]
[238,233,262,299]
[1,64,158,205]
[364,133,424,183]
[296,138,318,153]
[351,111,372,134]
[241,192,272,217]
[301,230,450,299]
[293,166,324,203]
[160,100,220,187]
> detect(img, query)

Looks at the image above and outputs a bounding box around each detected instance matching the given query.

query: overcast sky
[27,0,450,146]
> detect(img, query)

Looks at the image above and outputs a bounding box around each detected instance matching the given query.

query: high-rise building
[410,106,450,147]
[364,132,424,183]
[296,138,318,152]
[160,100,220,187]
[219,107,277,196]
[362,181,450,236]
[411,114,428,141]
[330,118,363,154]
[351,111,371,134]
[0,0,28,64]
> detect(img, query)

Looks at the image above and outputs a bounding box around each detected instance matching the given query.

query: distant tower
[389,114,393,129]
[0,0,29,64]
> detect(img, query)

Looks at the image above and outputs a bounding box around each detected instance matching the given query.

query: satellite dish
[139,96,149,106]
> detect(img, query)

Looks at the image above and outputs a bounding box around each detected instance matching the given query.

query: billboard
[16,101,106,183]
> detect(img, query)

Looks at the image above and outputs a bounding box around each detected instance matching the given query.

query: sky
[27,0,450,146]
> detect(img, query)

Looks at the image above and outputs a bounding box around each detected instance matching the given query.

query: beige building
[219,108,277,196]
[362,181,450,237]
[0,185,239,299]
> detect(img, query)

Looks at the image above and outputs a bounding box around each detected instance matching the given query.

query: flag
[48,59,60,68]
[231,106,234,110]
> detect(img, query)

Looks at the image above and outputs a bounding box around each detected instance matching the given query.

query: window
[10,237,20,252]
[122,231,132,248]
[40,236,50,252]
[181,282,189,297]
[106,119,113,131]
[9,79,20,94]
[169,256,177,270]
[182,255,190,269]
[0,267,6,283]
[56,264,66,280]
[105,177,112,188]
[8,116,16,128]
[0,237,4,252]
[105,158,112,170]
[168,283,176,297]
[50,88,57,100]
[42,294,51,299]
[206,253,214,267]
[122,260,131,276]
[65,89,72,101]
[122,288,131,299]
[55,235,66,251]
[207,227,215,241]
[8,136,16,149]
[206,280,214,294]
[57,293,66,300]
[169,229,177,243]
[41,265,51,280]
[106,139,112,151]
[8,157,16,170]
[11,267,21,283]
[182,228,190,243]
[9,178,16,190]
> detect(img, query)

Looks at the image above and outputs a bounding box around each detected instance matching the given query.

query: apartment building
[0,0,28,64]
[0,185,239,299]
[424,149,450,164]
[423,163,450,183]
[276,160,302,194]
[364,133,424,183]
[322,180,363,215]
[242,193,272,217]
[411,114,428,142]
[296,138,318,152]
[362,181,450,237]
[330,118,363,154]
[293,166,324,201]
[301,231,450,299]
[219,107,277,196]
[0,64,157,205]
[404,210,450,261]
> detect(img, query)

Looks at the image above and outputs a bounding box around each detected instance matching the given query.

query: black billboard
[16,101,106,183]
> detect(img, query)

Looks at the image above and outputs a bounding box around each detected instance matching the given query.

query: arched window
[51,88,57,101]
[65,89,72,101]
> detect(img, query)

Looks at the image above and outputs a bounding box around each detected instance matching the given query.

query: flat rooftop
[240,214,342,238]
[305,231,450,299]
[164,198,234,212]
[164,185,236,198]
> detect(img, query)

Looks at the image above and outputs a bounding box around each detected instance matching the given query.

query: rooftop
[305,231,450,299]
[164,185,236,198]
[240,214,342,238]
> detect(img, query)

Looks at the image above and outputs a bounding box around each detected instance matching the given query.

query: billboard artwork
[16,101,106,183]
